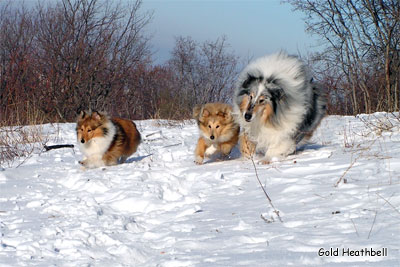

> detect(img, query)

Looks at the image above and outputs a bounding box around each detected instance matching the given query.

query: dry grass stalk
[334,156,358,187]
[0,104,50,168]
[376,193,400,216]
[243,136,283,222]
[367,210,378,239]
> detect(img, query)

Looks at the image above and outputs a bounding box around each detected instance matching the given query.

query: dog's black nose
[210,135,215,140]
[81,138,85,143]
[244,113,252,122]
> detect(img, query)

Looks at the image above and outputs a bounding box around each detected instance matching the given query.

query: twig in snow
[43,144,74,151]
[145,131,162,138]
[250,157,283,222]
[260,213,274,223]
[350,218,359,237]
[162,143,181,148]
[334,156,358,187]
[376,193,400,215]
[367,210,378,239]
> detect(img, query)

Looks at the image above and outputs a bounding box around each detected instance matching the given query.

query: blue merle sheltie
[233,52,327,164]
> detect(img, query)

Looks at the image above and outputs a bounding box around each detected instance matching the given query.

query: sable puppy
[76,111,141,168]
[193,103,239,164]
[233,52,327,163]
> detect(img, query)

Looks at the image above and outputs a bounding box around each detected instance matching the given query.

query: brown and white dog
[76,111,141,168]
[233,52,327,163]
[193,103,239,164]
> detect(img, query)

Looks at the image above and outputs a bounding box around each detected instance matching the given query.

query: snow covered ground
[0,113,399,266]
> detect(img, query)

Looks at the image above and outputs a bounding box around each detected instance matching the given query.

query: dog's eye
[87,129,92,132]
[216,125,220,128]
[208,125,211,128]
[259,99,265,104]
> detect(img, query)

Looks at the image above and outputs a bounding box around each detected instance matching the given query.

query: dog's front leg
[239,133,255,158]
[263,139,296,164]
[79,154,105,168]
[194,137,207,164]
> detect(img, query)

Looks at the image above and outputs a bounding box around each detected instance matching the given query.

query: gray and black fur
[233,52,327,162]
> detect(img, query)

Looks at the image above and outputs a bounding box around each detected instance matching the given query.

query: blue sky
[141,0,321,64]
[6,0,320,64]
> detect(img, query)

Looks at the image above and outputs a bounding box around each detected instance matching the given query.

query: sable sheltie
[193,103,239,164]
[76,111,141,168]
[233,52,327,163]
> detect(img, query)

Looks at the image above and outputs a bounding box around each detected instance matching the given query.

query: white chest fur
[205,144,218,156]
[78,121,116,158]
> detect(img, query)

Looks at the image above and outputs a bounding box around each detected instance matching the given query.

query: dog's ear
[77,110,88,121]
[242,74,258,89]
[202,108,210,118]
[217,105,233,122]
[192,104,202,120]
[91,111,103,121]
[269,88,285,101]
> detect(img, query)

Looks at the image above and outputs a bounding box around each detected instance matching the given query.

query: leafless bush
[34,0,152,121]
[167,36,240,116]
[0,123,49,168]
[357,113,400,136]
[0,0,152,124]
[286,0,400,115]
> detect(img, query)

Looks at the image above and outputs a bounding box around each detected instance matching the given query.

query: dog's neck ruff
[78,120,116,158]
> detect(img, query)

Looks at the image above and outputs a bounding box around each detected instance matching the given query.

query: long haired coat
[233,52,326,163]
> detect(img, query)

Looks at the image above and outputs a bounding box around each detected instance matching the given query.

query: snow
[1,114,400,266]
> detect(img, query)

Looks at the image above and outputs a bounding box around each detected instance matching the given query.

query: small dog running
[193,103,239,164]
[76,111,141,168]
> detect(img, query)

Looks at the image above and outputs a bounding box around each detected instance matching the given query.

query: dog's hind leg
[102,152,119,166]
[119,156,128,164]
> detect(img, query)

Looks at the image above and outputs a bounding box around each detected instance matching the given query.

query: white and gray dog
[233,52,327,163]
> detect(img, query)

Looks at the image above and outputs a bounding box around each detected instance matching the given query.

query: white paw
[194,156,204,165]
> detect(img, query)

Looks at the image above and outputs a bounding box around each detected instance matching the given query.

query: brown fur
[238,95,274,158]
[240,95,274,126]
[239,132,256,158]
[77,111,141,167]
[193,103,239,164]
[261,103,274,124]
[239,95,250,114]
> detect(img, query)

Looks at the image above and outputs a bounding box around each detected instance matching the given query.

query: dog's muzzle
[81,138,85,144]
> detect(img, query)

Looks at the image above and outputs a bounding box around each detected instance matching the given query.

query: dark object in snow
[44,144,74,151]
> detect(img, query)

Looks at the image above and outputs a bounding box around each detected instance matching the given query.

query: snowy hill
[0,114,399,266]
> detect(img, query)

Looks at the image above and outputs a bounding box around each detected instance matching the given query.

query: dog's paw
[78,158,104,168]
[194,156,204,165]
[258,159,271,165]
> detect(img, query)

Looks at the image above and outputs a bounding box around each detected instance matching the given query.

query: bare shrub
[34,0,152,121]
[167,36,240,117]
[0,0,152,124]
[357,113,400,136]
[286,0,400,115]
[0,123,49,168]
